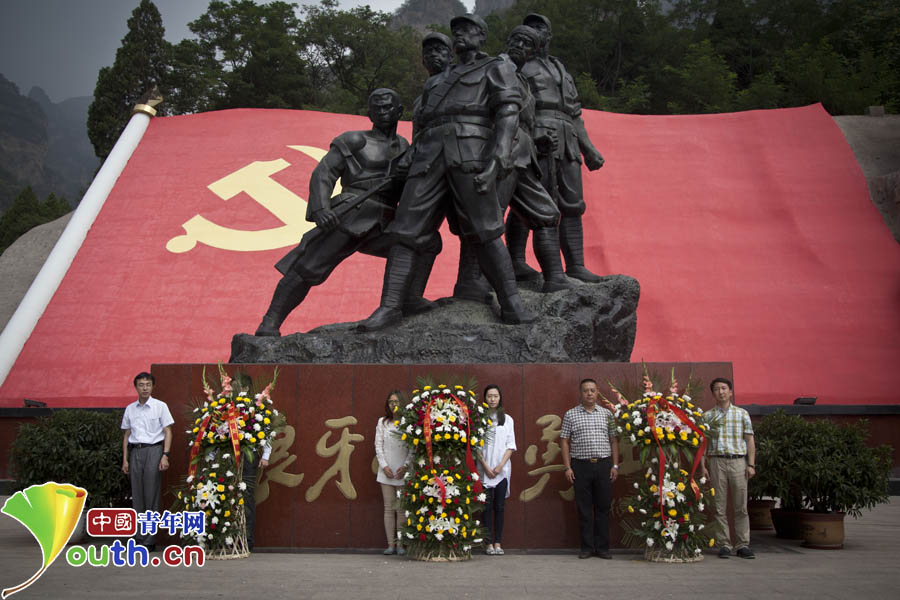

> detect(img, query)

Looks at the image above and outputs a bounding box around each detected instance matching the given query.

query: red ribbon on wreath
[187,402,244,478]
[188,413,212,478]
[420,391,484,508]
[646,395,707,523]
[452,397,482,496]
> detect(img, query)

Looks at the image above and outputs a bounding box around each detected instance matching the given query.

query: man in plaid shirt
[702,377,757,559]
[561,378,620,559]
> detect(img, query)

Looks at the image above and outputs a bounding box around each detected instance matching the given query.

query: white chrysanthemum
[698,503,705,511]
[639,508,647,514]
[699,477,707,485]
[665,541,674,551]
[630,434,637,443]
[654,521,661,531]
[646,538,654,547]
[225,536,234,546]
[477,493,487,502]
[238,481,247,491]
[226,470,234,478]
[633,482,639,489]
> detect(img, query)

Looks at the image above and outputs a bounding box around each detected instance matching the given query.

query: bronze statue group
[256,13,605,337]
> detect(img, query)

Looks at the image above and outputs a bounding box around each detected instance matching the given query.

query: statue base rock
[231,275,639,364]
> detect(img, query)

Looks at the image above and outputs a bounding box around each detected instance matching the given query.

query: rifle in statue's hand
[274,153,405,275]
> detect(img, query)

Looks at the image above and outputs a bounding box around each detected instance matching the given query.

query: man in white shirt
[121,372,174,551]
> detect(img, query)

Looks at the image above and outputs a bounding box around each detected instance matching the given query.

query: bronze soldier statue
[498,24,573,293]
[506,13,605,283]
[412,32,494,305]
[358,14,535,331]
[255,88,439,336]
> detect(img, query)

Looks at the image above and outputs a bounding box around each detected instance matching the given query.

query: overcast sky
[0,0,469,103]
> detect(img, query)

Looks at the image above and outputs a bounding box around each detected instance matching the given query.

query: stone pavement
[1,496,898,600]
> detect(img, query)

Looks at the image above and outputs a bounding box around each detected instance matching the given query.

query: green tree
[168,0,311,113]
[0,187,71,256]
[300,0,424,114]
[665,40,737,113]
[87,0,170,160]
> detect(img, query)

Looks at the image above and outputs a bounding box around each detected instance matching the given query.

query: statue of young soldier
[506,13,606,283]
[358,14,535,331]
[255,88,440,336]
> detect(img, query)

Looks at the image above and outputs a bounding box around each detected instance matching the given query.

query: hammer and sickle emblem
[166,145,341,253]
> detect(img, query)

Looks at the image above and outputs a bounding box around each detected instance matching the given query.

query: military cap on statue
[450,13,489,34]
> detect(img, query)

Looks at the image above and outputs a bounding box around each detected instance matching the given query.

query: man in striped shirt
[561,378,619,559]
[702,377,756,559]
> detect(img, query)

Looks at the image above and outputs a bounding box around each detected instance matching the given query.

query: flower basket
[205,479,249,560]
[395,382,491,561]
[644,547,705,563]
[610,367,716,562]
[172,365,285,557]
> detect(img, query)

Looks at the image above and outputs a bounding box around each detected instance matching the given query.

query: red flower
[218,477,225,483]
[211,523,217,530]
[420,534,426,541]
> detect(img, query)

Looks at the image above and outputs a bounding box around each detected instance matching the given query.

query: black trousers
[572,457,612,552]
[483,478,509,544]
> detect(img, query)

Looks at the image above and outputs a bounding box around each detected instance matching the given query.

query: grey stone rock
[230,275,639,364]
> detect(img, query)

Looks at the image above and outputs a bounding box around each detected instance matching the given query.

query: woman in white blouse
[478,384,517,555]
[375,390,411,555]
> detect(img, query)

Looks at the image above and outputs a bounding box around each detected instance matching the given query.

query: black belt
[129,441,162,449]
[710,454,745,459]
[534,108,574,123]
[573,457,610,463]
[421,115,492,131]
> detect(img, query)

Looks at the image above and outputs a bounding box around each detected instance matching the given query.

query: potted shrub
[753,410,810,539]
[795,418,892,549]
[10,409,132,540]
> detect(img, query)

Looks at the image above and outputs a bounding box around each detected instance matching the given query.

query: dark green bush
[11,409,131,509]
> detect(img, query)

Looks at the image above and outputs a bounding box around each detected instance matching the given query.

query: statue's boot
[453,240,494,304]
[476,237,537,325]
[403,251,438,316]
[505,215,541,281]
[560,215,602,283]
[357,245,416,332]
[255,272,311,336]
[533,226,575,292]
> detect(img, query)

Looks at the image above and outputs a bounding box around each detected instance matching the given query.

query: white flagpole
[0,101,159,390]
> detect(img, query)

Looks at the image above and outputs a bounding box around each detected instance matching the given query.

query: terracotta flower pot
[770,508,806,540]
[799,512,845,549]
[748,499,776,530]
